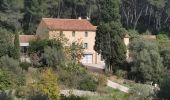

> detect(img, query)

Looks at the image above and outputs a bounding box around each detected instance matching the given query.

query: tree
[0,28,14,57]
[14,32,20,60]
[28,39,64,68]
[94,0,126,73]
[121,0,169,33]
[160,49,170,70]
[129,84,155,100]
[157,76,170,100]
[42,46,64,69]
[0,56,24,90]
[129,38,165,83]
[0,0,24,31]
[22,0,59,34]
[64,41,84,63]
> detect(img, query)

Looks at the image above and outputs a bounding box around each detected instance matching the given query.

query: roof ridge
[42,18,88,21]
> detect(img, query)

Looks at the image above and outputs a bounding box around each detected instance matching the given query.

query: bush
[157,34,169,41]
[15,86,29,98]
[28,93,47,100]
[79,76,97,91]
[0,55,20,73]
[157,76,170,100]
[0,91,13,100]
[20,62,31,71]
[61,95,87,100]
[129,84,155,100]
[129,38,165,83]
[115,70,127,79]
[96,74,107,93]
[28,68,60,100]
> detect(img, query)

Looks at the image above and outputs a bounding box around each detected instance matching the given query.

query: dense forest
[0,0,169,35]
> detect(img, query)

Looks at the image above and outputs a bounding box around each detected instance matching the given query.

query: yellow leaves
[28,68,60,100]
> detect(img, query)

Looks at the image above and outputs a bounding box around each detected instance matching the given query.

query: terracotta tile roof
[19,35,35,43]
[42,18,96,31]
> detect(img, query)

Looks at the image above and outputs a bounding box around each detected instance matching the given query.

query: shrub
[0,69,25,90]
[129,38,165,83]
[0,91,13,100]
[61,95,87,100]
[0,55,20,73]
[157,76,170,100]
[157,34,169,41]
[20,62,31,71]
[115,70,127,79]
[129,84,155,100]
[0,28,14,58]
[28,93,47,100]
[79,76,97,91]
[96,74,107,93]
[28,68,60,100]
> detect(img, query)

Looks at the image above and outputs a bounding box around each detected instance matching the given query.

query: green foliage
[0,0,24,31]
[0,69,16,90]
[129,38,165,83]
[157,34,169,41]
[0,56,25,90]
[13,32,20,60]
[29,68,60,100]
[20,62,31,71]
[97,0,121,23]
[61,95,87,100]
[96,74,107,93]
[28,93,47,100]
[160,49,170,70]
[102,87,129,100]
[0,91,13,100]
[22,0,60,33]
[29,39,64,68]
[42,46,64,68]
[129,84,155,100]
[0,55,20,72]
[79,76,97,91]
[94,0,126,73]
[66,41,84,63]
[58,63,99,91]
[86,96,113,100]
[0,28,14,57]
[115,70,127,79]
[128,30,140,39]
[157,76,170,100]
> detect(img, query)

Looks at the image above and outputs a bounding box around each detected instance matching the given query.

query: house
[19,18,130,65]
[19,35,35,62]
[36,18,104,64]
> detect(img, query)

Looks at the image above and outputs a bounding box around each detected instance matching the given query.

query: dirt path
[107,80,129,93]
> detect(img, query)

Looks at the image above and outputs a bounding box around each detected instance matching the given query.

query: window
[72,31,75,37]
[85,32,88,37]
[84,43,88,49]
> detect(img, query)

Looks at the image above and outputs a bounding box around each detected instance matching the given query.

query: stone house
[36,18,104,64]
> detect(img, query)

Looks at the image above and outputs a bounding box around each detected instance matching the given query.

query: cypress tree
[14,32,20,60]
[94,0,126,73]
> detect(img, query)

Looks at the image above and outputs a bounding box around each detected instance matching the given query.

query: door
[82,54,93,64]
